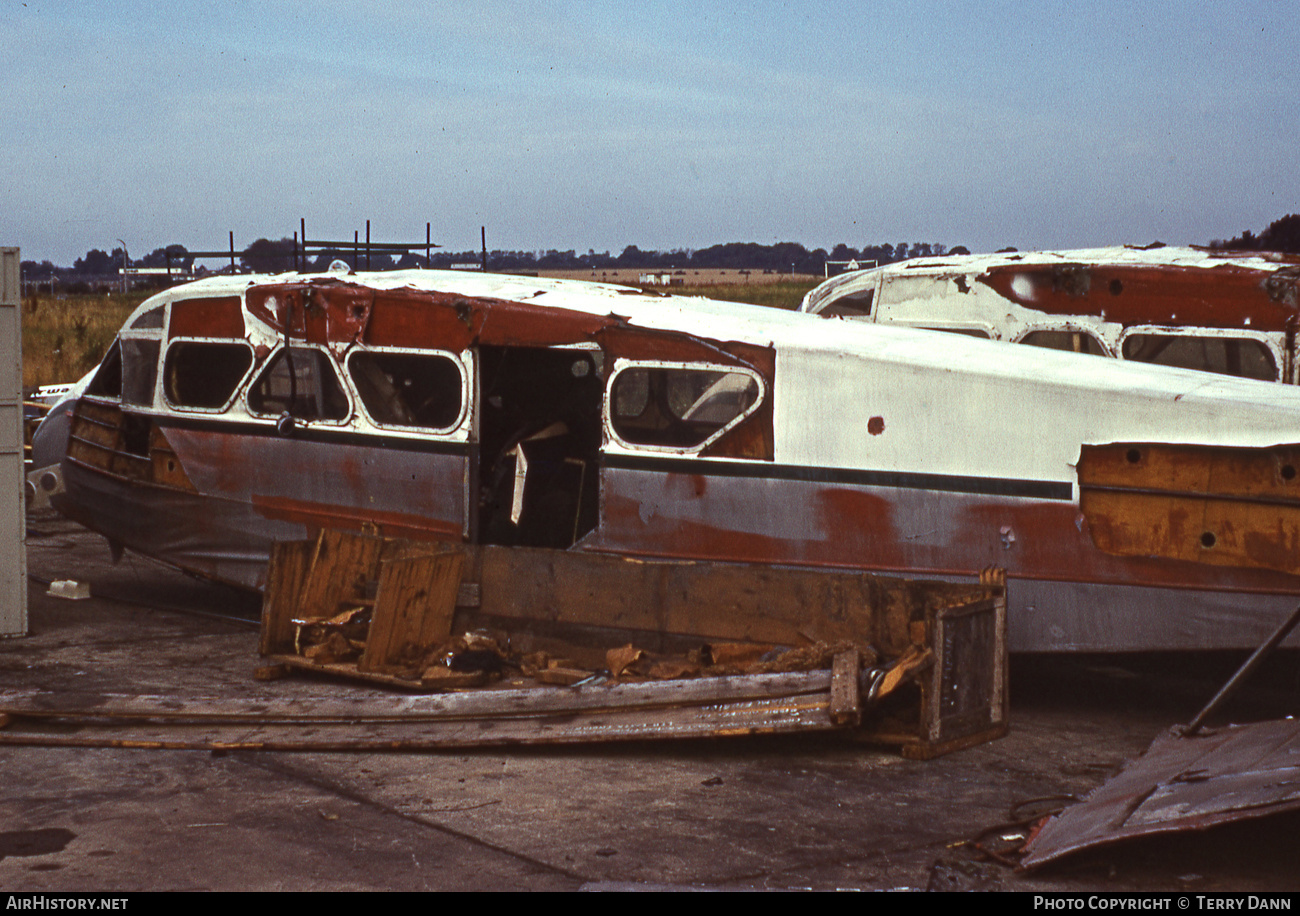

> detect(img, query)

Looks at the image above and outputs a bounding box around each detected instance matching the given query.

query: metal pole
[426,223,431,267]
[1181,603,1300,736]
[481,226,487,272]
[116,240,128,294]
[229,231,235,272]
[366,220,371,270]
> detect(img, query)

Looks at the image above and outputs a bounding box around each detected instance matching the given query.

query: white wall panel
[1,247,26,637]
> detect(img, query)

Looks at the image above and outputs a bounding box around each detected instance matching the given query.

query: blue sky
[3,0,1297,266]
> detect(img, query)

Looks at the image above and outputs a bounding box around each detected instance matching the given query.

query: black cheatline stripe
[156,416,471,457]
[603,453,1073,501]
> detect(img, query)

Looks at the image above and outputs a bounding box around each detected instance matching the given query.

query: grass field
[540,269,823,310]
[21,292,146,389]
[652,279,820,310]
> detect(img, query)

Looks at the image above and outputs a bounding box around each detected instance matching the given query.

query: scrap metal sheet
[1021,719,1300,869]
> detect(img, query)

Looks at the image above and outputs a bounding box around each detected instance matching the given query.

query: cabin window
[348,350,464,431]
[1120,334,1278,381]
[163,341,254,410]
[121,338,161,406]
[130,305,166,330]
[1019,330,1107,356]
[610,364,761,449]
[86,340,123,399]
[820,290,874,318]
[248,347,349,421]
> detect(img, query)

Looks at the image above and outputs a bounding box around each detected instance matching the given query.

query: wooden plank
[828,647,861,726]
[294,529,384,620]
[252,534,1006,756]
[0,672,834,720]
[0,691,838,751]
[259,540,316,655]
[359,550,464,672]
[898,724,1010,761]
[465,546,985,656]
[277,654,442,690]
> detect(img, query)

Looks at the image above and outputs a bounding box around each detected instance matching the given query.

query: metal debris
[1021,604,1300,869]
[1020,718,1300,870]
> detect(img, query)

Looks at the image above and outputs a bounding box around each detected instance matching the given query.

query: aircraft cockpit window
[348,351,464,431]
[164,341,254,410]
[1121,333,1278,381]
[121,339,161,407]
[611,365,760,449]
[86,339,123,399]
[248,347,349,421]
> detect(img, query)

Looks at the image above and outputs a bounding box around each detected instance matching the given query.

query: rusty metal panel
[0,247,23,637]
[1021,719,1300,869]
[1079,442,1300,575]
[167,296,245,340]
[981,259,1300,328]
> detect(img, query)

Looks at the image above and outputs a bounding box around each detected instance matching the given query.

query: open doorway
[476,345,603,548]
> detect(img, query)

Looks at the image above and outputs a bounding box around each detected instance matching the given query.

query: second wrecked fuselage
[800,246,1300,384]
[33,268,1300,652]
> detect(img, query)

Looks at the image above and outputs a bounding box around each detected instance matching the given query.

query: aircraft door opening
[475,345,602,548]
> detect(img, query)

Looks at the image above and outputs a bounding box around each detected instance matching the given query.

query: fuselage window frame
[161,338,256,414]
[1118,327,1281,382]
[246,343,353,426]
[345,346,470,436]
[604,358,766,456]
[1015,326,1112,357]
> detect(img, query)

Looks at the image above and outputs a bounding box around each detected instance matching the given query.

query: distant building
[638,272,684,286]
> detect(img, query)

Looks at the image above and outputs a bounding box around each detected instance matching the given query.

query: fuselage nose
[30,397,74,471]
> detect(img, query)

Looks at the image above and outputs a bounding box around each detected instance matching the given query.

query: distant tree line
[21,237,959,283]
[477,240,958,274]
[22,244,196,289]
[200,237,963,275]
[1210,214,1300,254]
[23,214,1300,288]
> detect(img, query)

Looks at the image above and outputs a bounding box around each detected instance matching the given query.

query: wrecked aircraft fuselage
[30,268,1300,652]
[801,245,1300,384]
